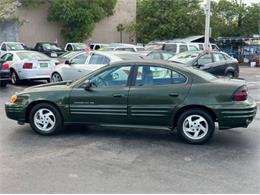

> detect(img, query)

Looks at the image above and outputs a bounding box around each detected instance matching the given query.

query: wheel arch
[172,105,217,129]
[25,100,64,123]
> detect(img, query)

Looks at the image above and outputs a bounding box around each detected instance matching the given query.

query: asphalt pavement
[0,66,259,193]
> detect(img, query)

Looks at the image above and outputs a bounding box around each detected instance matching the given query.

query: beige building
[17,0,136,47]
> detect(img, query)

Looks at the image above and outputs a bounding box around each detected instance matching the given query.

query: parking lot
[0,66,259,193]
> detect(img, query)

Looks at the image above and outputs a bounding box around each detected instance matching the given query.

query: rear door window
[213,53,226,62]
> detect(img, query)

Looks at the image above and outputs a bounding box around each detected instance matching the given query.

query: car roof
[2,42,23,44]
[109,59,189,71]
[91,51,144,61]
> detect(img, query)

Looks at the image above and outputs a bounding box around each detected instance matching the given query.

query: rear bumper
[0,70,10,81]
[214,101,257,129]
[18,69,51,80]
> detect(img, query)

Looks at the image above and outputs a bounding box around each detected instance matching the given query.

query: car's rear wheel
[10,70,20,85]
[29,103,63,135]
[176,109,215,144]
[51,72,63,83]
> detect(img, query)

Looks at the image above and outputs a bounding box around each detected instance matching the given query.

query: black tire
[225,71,234,78]
[176,109,215,144]
[0,80,8,87]
[51,72,63,83]
[10,70,20,85]
[29,103,63,135]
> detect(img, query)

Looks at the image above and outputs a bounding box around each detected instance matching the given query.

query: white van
[162,42,200,54]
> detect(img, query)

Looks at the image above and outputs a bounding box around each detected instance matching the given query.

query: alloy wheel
[182,114,208,140]
[33,108,56,132]
[51,73,62,82]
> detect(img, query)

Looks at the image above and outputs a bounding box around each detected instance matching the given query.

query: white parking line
[256,75,260,78]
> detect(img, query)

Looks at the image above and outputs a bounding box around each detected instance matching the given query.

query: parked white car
[0,51,55,85]
[50,51,143,82]
[64,43,88,51]
[0,42,27,56]
[103,43,145,52]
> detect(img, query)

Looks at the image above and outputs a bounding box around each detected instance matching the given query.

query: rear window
[17,52,50,60]
[169,52,199,64]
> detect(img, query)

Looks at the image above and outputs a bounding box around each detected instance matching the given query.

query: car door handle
[113,93,124,98]
[169,92,179,97]
[78,70,82,72]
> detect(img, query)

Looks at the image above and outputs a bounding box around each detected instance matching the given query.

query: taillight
[232,85,248,101]
[2,63,9,69]
[23,63,33,69]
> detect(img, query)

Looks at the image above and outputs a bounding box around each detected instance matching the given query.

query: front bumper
[5,102,26,122]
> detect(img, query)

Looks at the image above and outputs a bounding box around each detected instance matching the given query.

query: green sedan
[5,60,257,144]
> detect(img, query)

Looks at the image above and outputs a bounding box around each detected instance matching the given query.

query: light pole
[204,0,211,51]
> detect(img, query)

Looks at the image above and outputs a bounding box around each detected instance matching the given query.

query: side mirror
[82,80,92,91]
[65,60,71,65]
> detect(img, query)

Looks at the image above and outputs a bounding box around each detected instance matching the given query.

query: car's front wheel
[51,72,63,83]
[176,109,215,144]
[29,103,63,135]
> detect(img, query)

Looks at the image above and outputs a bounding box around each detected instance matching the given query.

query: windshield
[169,52,200,64]
[42,43,62,51]
[6,43,25,50]
[17,51,50,60]
[59,51,81,59]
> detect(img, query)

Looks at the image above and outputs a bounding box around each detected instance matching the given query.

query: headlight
[10,95,17,103]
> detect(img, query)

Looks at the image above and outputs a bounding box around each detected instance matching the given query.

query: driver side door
[69,65,133,124]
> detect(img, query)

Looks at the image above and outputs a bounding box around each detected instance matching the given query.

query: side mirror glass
[82,80,92,91]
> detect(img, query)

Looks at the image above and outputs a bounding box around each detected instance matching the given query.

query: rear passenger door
[128,65,191,127]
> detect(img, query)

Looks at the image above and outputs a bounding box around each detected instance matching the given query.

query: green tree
[47,0,117,42]
[136,0,204,43]
[0,0,19,21]
[239,3,260,36]
[116,23,125,43]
